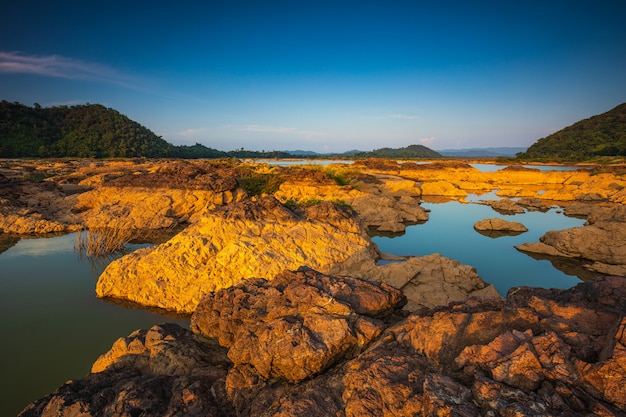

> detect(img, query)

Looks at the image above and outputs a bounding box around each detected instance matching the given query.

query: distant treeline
[518,102,626,160]
[0,101,444,160]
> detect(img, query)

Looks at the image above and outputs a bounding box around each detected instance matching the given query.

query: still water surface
[373,199,587,295]
[1,195,587,415]
[0,235,187,416]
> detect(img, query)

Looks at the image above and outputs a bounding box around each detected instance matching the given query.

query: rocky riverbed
[2,158,626,415]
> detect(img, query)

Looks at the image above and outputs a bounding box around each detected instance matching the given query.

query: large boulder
[191,267,405,386]
[334,253,501,310]
[96,196,377,313]
[516,215,626,275]
[21,275,626,417]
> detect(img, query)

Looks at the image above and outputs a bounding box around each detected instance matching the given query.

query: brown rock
[335,253,501,311]
[19,323,235,417]
[21,276,626,417]
[191,267,405,385]
[474,217,528,234]
[516,214,626,274]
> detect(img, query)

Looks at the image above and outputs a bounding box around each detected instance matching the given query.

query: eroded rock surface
[21,275,626,417]
[0,179,80,234]
[96,196,377,313]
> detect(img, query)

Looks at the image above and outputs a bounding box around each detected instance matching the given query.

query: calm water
[373,199,587,295]
[469,163,579,172]
[0,234,187,416]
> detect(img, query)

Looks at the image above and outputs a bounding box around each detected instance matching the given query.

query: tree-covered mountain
[354,144,441,159]
[0,101,178,158]
[518,103,626,160]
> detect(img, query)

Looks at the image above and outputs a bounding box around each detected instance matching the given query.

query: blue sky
[1,1,625,153]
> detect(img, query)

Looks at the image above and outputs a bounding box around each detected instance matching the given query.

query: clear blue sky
[1,1,625,153]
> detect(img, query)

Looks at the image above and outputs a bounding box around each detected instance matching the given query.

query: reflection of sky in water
[2,234,75,258]
[470,163,579,172]
[373,201,587,295]
[0,233,185,416]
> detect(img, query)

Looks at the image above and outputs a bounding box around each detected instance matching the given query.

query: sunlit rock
[96,196,377,313]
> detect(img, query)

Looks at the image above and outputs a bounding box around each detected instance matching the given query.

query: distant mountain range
[287,147,525,158]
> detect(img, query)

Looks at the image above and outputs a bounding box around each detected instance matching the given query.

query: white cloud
[388,114,418,120]
[419,137,436,146]
[0,51,136,87]
[179,128,206,137]
[229,124,323,139]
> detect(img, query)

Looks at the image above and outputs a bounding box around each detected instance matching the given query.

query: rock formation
[516,206,626,275]
[474,217,528,237]
[0,179,80,234]
[20,274,626,417]
[96,196,378,313]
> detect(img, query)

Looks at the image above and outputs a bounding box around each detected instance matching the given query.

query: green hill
[0,101,179,158]
[519,103,626,160]
[354,144,441,159]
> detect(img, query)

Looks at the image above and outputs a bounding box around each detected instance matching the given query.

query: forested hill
[354,144,441,159]
[0,101,180,158]
[519,102,626,160]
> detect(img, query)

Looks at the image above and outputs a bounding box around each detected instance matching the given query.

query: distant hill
[354,144,441,159]
[519,103,626,160]
[437,147,526,158]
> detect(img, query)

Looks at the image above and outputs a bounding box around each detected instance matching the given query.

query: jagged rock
[21,276,626,417]
[191,267,405,387]
[474,217,528,237]
[517,197,553,212]
[96,196,377,313]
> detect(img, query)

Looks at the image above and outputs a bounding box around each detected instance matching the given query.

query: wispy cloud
[388,114,418,120]
[179,128,206,137]
[0,51,136,87]
[233,124,323,138]
[420,137,435,146]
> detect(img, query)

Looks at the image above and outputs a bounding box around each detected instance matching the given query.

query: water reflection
[373,200,592,296]
[0,234,187,416]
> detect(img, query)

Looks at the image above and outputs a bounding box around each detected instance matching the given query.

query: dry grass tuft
[75,219,139,258]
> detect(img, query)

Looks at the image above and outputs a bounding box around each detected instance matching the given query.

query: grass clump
[237,171,284,196]
[75,220,138,258]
